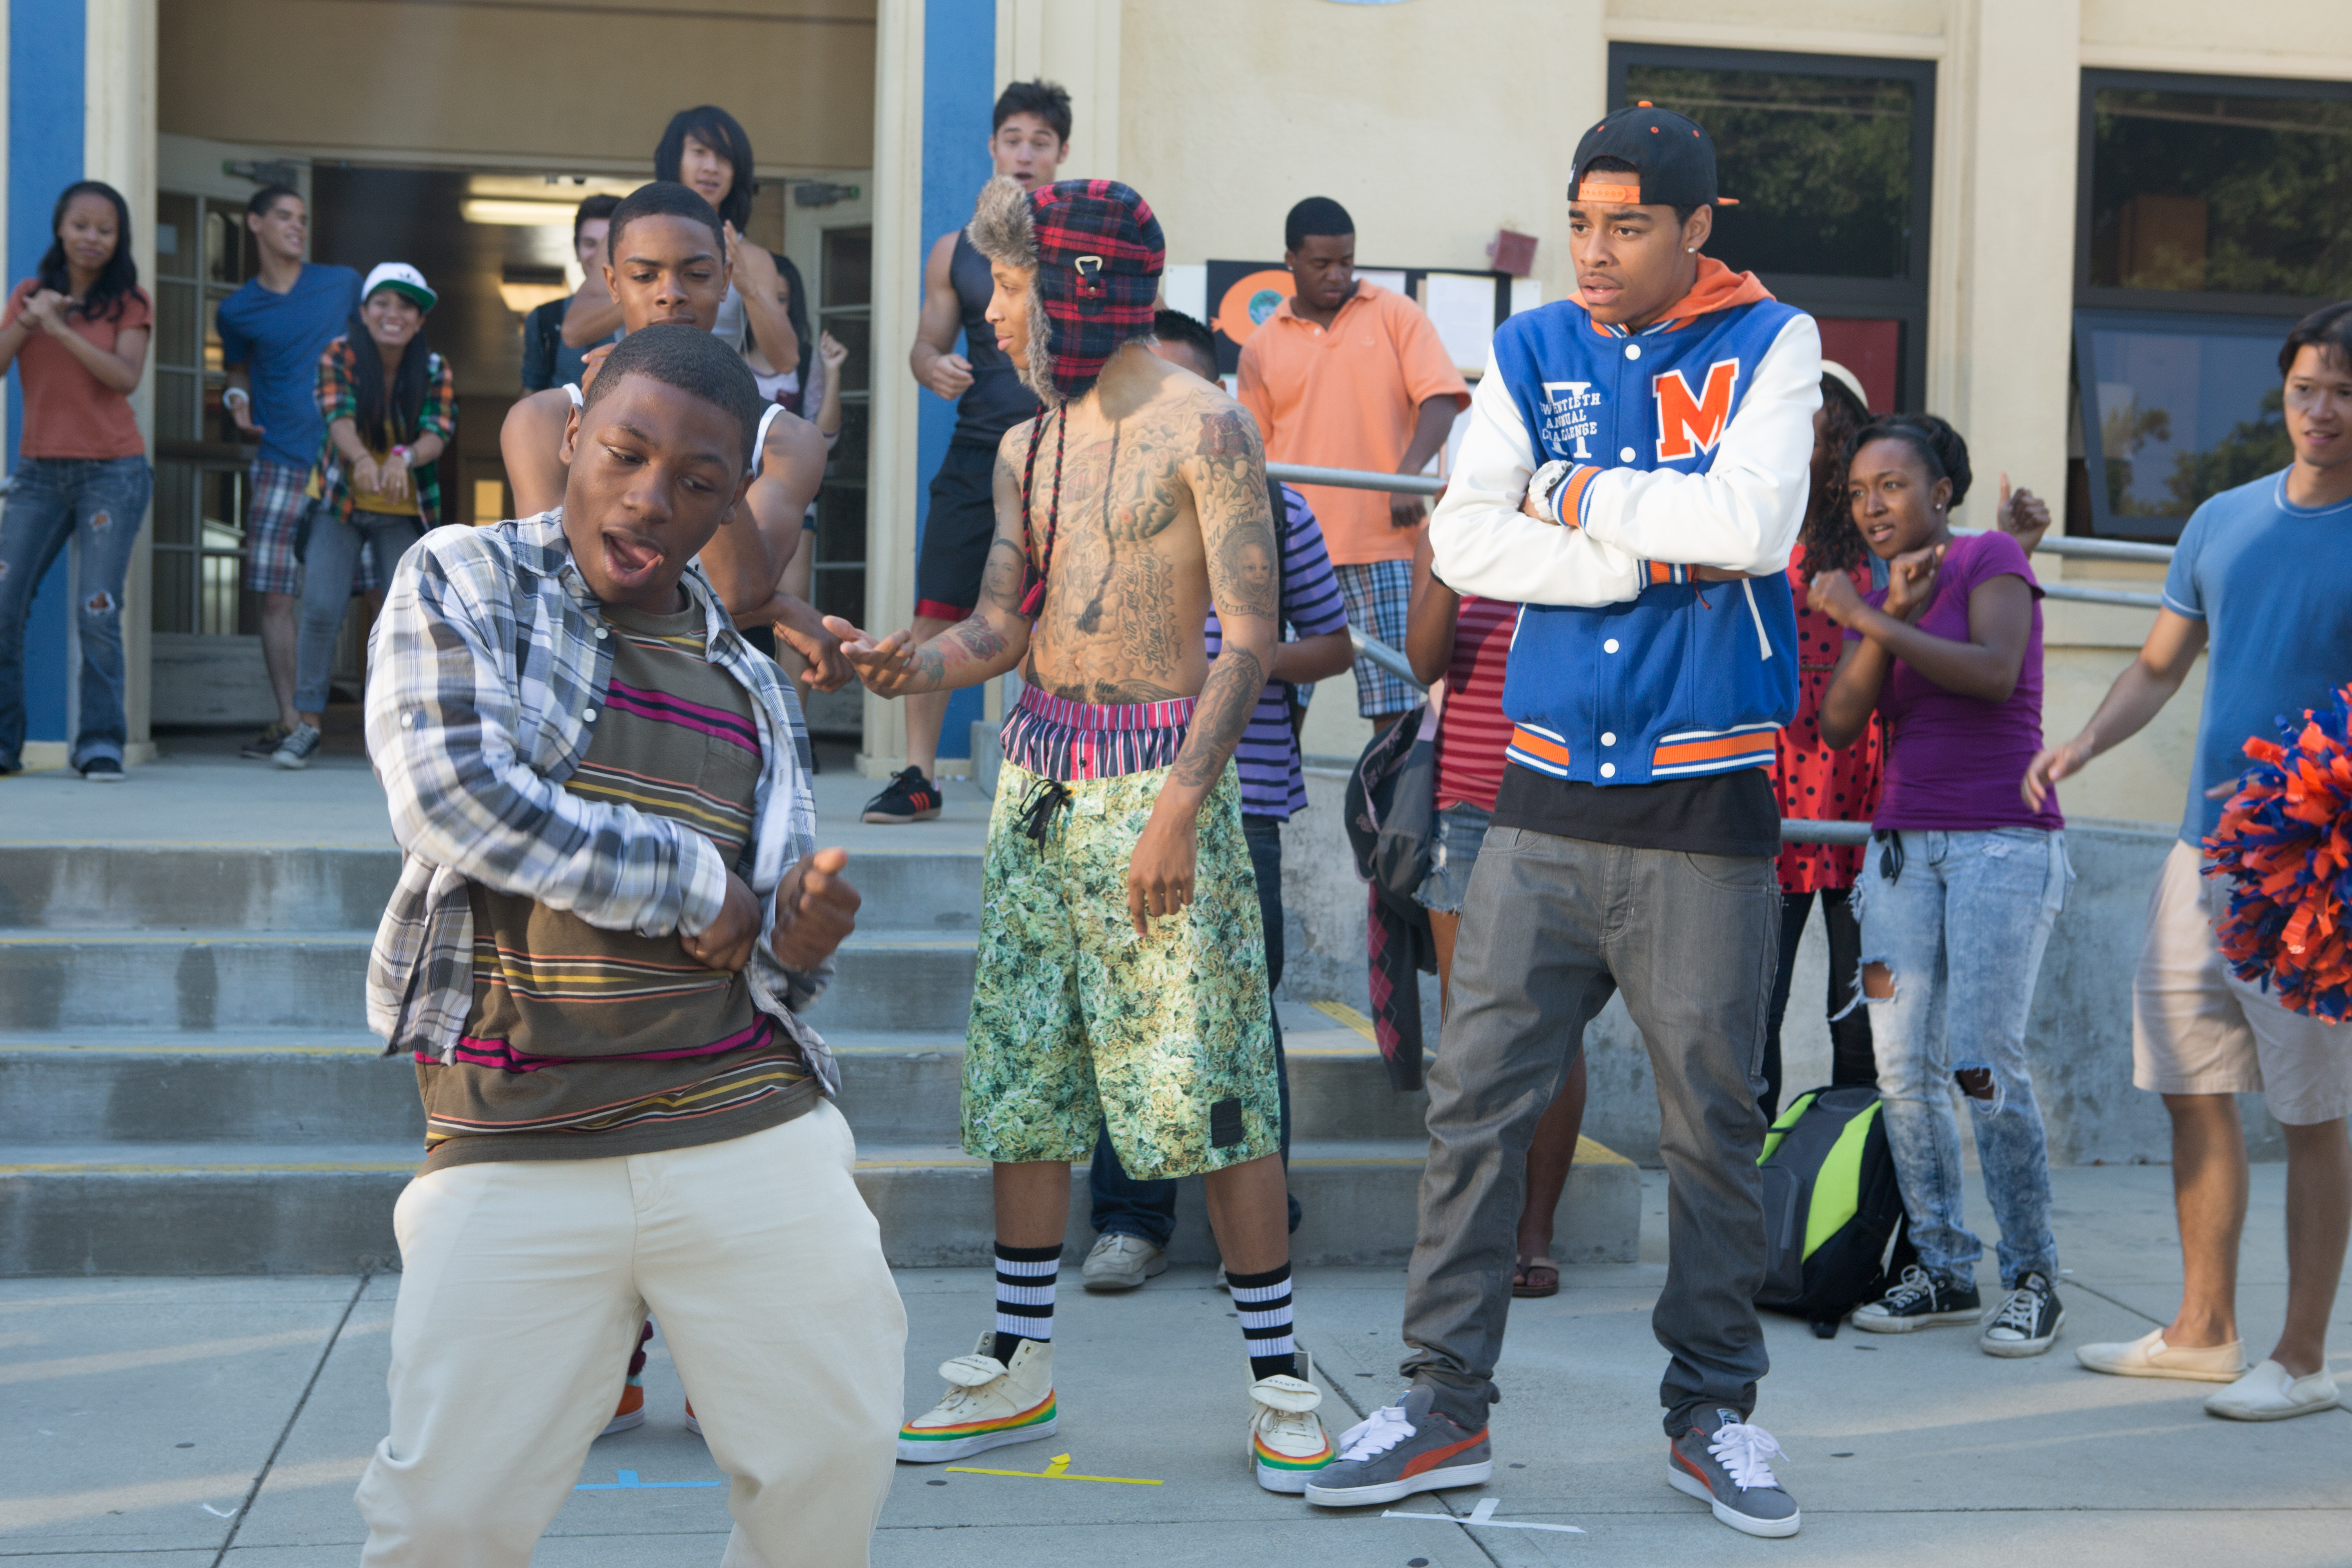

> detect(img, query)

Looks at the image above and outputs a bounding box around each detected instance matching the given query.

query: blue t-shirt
[216,263,361,468]
[2163,469,2352,846]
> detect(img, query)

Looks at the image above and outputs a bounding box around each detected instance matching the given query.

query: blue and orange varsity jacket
[1429,260,1822,786]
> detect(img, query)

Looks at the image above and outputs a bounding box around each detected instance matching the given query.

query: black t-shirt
[1490,761,1782,860]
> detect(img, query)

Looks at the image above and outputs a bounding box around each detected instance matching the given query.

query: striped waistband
[1014,684,1196,731]
[1001,684,1195,782]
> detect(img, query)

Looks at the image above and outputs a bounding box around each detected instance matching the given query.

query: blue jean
[0,456,152,770]
[1857,826,2071,1291]
[294,509,421,714]
[1091,811,1299,1243]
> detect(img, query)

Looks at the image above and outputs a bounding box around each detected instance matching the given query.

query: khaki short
[2133,839,2352,1125]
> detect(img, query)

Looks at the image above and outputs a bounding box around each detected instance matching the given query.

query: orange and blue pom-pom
[2203,682,2352,1022]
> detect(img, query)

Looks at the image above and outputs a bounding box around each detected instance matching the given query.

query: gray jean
[1401,826,1780,1437]
[294,510,421,714]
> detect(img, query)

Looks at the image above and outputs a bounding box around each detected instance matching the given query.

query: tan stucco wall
[156,0,876,173]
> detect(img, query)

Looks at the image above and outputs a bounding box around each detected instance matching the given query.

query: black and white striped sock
[1227,1262,1298,1381]
[991,1241,1061,1365]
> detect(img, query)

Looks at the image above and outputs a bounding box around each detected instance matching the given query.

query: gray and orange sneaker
[896,1334,1057,1463]
[1248,1353,1334,1493]
[1666,1408,1800,1538]
[1302,1384,1491,1508]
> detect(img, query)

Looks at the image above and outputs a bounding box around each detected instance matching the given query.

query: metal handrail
[1266,461,2178,584]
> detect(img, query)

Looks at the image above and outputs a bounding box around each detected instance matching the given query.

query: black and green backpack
[1754,1085,1911,1336]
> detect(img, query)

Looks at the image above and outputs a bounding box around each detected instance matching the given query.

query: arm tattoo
[1172,646,1263,789]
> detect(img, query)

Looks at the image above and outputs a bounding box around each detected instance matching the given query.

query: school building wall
[864,0,2351,822]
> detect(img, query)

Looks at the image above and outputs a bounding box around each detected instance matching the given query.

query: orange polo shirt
[1235,283,1469,566]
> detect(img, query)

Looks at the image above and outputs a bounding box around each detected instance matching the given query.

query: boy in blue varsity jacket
[1305,105,1820,1539]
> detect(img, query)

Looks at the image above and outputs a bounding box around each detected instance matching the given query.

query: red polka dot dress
[1773,542,1883,894]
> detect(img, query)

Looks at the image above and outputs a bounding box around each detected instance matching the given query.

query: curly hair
[1820,410,1973,567]
[1797,373,1872,574]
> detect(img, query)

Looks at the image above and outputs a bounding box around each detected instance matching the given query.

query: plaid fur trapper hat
[969,176,1165,407]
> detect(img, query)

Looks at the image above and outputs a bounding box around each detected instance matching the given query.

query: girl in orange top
[0,181,152,780]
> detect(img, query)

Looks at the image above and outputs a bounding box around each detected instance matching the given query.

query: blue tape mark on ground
[574,1469,725,1491]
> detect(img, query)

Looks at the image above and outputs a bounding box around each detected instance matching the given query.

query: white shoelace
[1334,1403,1415,1462]
[1987,1278,2049,1338]
[1707,1421,1788,1493]
[1878,1263,1938,1311]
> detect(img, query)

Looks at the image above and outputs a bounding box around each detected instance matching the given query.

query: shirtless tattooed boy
[828,178,1336,1494]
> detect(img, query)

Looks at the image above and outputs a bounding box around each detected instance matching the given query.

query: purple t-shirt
[1846,529,2062,831]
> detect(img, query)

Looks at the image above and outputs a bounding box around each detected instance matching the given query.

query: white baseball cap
[1820,359,1869,412]
[362,262,437,311]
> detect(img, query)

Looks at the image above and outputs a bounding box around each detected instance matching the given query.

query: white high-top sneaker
[1248,1351,1335,1493]
[897,1333,1058,1462]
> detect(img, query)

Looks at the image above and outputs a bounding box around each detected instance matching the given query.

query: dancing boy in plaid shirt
[354,325,902,1567]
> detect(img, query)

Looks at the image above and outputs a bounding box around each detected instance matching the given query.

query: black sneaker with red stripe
[862,766,942,824]
[1302,1384,1492,1508]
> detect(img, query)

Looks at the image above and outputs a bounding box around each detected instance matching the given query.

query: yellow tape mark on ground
[1309,999,1377,1040]
[943,1452,1161,1486]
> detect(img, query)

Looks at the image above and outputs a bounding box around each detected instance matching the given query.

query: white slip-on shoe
[2204,1359,2342,1422]
[2075,1328,2247,1383]
[1081,1232,1168,1292]
[1248,1351,1334,1493]
[897,1333,1057,1462]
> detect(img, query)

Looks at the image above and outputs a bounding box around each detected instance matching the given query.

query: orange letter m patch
[1653,359,1740,463]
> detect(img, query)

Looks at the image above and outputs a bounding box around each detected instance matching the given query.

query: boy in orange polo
[1235,197,1467,727]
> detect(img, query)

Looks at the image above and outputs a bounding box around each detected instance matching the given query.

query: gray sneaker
[271,722,323,771]
[1667,1408,1800,1538]
[1080,1232,1167,1292]
[1302,1384,1491,1508]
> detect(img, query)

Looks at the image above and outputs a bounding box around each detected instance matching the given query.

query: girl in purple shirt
[1813,414,2072,1359]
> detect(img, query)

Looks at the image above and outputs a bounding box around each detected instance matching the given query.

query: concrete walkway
[5,1165,2346,1566]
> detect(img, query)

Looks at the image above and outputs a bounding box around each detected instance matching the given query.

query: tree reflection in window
[2089,87,2352,299]
[1625,65,1915,281]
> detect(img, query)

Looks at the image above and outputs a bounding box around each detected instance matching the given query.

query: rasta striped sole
[895,1392,1058,1463]
[1254,1432,1337,1494]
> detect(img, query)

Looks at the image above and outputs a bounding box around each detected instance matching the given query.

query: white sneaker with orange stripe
[896,1334,1057,1463]
[1248,1352,1334,1493]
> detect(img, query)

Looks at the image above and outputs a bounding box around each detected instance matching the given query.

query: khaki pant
[357,1103,906,1567]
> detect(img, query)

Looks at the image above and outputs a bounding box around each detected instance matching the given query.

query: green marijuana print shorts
[961,759,1281,1181]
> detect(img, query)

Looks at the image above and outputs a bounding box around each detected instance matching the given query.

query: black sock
[992,1241,1061,1365]
[1227,1262,1298,1380]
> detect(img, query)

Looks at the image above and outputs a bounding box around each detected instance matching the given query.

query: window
[813,224,871,630]
[1611,46,1936,412]
[2072,71,2351,536]
[150,191,260,637]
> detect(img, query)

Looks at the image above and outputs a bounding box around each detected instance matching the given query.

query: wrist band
[223,387,249,406]
[391,445,410,460]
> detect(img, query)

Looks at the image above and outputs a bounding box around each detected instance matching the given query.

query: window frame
[1608,42,1937,411]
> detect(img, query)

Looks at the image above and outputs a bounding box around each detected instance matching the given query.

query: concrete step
[0,844,981,933]
[0,1138,1638,1275]
[0,1028,1432,1146]
[0,927,979,1033]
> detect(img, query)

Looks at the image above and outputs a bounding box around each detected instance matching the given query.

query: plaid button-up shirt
[362,510,838,1094]
[312,336,459,527]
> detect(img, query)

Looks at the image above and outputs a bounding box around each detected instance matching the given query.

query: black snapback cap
[1570,101,1738,210]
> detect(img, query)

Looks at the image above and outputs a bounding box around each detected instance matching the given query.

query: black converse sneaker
[1850,1264,1982,1333]
[1980,1272,2065,1358]
[861,765,942,824]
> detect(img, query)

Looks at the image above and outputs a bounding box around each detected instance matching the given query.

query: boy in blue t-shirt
[215,185,360,755]
[2024,301,2352,1423]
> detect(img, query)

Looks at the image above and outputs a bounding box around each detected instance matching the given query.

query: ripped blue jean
[1855,826,2071,1290]
[0,456,152,770]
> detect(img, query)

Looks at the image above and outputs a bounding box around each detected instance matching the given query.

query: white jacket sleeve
[1428,354,1646,608]
[1574,312,1821,574]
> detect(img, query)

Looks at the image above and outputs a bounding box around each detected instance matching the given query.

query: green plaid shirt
[311,336,458,526]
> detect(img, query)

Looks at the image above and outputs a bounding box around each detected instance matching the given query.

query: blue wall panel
[7,2,87,750]
[915,0,993,756]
